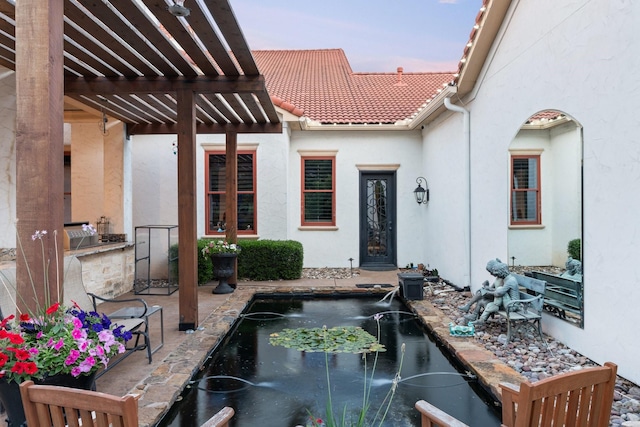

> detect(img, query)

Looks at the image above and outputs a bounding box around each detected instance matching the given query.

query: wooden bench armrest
[415,400,470,427]
[499,382,520,427]
[199,407,235,427]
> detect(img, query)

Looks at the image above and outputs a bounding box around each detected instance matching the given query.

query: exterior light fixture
[414,177,429,205]
[168,0,190,17]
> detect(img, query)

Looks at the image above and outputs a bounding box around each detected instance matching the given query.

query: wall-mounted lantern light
[414,177,429,205]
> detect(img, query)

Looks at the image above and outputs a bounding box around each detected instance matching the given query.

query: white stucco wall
[421,113,473,288]
[428,0,640,383]
[131,128,290,246]
[131,127,426,270]
[288,129,424,268]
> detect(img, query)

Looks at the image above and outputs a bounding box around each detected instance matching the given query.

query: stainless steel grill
[63,223,98,250]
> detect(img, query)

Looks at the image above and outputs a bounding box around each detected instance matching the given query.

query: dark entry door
[359,172,396,270]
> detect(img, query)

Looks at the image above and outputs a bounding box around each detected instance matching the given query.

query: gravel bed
[301,267,359,280]
[424,277,640,426]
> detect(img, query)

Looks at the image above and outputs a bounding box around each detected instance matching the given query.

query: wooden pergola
[1,0,280,330]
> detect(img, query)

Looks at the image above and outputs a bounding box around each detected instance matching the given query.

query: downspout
[444,96,471,288]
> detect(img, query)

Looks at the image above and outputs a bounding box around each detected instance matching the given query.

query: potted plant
[0,226,132,426]
[201,240,241,294]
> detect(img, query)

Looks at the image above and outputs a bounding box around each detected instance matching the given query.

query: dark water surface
[159,296,501,427]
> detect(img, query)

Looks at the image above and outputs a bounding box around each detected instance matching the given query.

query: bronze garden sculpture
[458,258,520,324]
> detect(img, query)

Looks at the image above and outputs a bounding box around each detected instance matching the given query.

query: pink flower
[55,339,64,350]
[78,356,95,372]
[65,349,80,365]
[72,328,86,340]
[77,340,89,352]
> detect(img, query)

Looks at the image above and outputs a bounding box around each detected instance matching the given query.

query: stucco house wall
[428,0,640,384]
[287,129,424,268]
[421,112,473,289]
[131,126,426,269]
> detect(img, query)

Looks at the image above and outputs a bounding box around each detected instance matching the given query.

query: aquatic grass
[269,313,405,427]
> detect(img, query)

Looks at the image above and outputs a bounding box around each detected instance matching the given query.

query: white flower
[31,230,47,240]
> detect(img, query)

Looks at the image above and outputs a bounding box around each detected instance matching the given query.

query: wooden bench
[527,270,583,327]
[496,273,545,343]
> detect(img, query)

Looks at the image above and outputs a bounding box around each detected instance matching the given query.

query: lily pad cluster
[269,326,385,354]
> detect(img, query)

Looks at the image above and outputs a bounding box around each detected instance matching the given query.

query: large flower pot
[0,372,97,427]
[210,253,237,294]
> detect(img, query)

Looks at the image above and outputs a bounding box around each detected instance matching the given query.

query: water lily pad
[269,326,385,354]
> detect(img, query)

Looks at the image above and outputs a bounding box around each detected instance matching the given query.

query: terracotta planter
[210,252,238,294]
[0,371,97,427]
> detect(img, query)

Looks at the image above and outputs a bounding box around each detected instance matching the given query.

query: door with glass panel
[359,172,396,270]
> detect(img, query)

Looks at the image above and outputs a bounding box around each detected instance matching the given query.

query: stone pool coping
[131,283,525,427]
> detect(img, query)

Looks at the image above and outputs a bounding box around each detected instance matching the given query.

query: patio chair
[199,407,235,427]
[19,380,139,427]
[415,361,617,427]
[62,256,154,376]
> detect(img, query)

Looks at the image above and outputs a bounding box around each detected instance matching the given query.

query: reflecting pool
[159,296,501,426]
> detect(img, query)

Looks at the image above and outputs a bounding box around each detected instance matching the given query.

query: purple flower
[81,224,96,235]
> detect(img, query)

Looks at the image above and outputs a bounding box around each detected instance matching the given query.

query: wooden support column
[176,89,198,331]
[15,0,64,313]
[225,131,238,285]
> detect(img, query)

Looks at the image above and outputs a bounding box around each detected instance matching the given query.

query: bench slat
[530,271,584,328]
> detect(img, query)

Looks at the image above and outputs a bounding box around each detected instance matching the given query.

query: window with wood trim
[511,155,541,224]
[301,157,335,226]
[205,151,256,235]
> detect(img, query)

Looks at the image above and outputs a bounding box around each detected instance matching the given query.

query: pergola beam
[64,76,268,95]
[127,122,282,135]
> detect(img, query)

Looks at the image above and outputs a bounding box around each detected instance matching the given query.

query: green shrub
[237,240,303,280]
[178,239,304,283]
[567,238,581,261]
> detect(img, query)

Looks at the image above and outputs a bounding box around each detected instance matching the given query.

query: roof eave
[298,117,414,131]
[456,0,513,98]
[407,85,459,128]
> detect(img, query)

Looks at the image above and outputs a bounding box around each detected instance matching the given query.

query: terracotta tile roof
[253,49,454,124]
[527,110,565,123]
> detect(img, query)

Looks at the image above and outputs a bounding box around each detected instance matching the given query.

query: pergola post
[15,0,65,313]
[176,89,198,331]
[225,131,238,285]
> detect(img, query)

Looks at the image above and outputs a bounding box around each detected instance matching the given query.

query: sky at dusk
[230,0,483,73]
